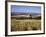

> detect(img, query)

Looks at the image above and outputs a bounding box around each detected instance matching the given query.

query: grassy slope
[11,18,41,31]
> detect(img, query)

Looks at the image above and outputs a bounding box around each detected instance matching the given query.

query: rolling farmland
[11,15,41,31]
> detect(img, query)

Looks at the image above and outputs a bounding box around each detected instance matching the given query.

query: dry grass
[11,18,41,31]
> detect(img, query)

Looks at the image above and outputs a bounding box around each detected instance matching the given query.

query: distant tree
[29,14,32,19]
[30,14,32,16]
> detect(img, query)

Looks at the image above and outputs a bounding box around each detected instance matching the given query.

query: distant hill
[11,12,41,16]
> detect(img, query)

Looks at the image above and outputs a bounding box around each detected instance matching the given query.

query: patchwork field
[11,16,41,31]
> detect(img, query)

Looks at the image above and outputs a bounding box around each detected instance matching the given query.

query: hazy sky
[11,5,41,13]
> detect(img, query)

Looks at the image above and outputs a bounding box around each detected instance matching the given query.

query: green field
[11,16,41,31]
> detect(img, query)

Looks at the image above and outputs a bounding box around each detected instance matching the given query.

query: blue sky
[11,5,41,13]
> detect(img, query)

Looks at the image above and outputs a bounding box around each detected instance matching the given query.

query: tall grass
[11,18,41,31]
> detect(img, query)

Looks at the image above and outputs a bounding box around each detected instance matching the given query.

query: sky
[11,5,41,13]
